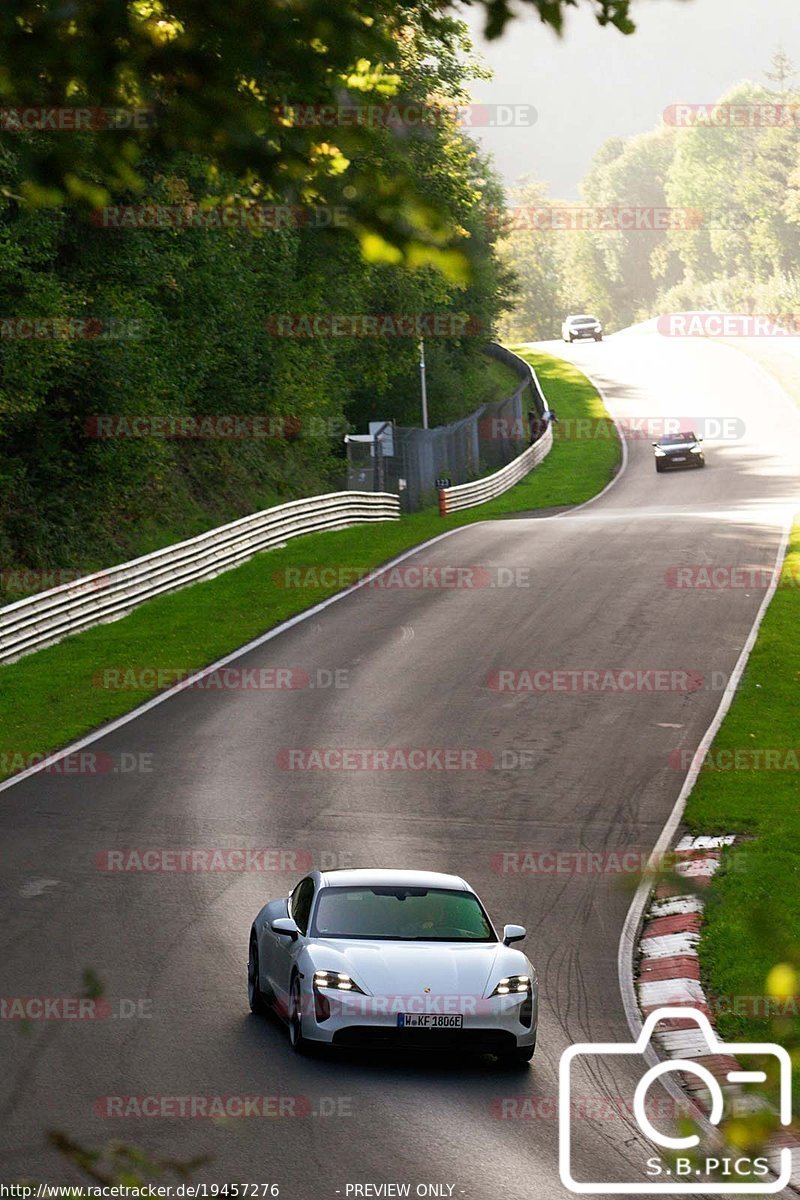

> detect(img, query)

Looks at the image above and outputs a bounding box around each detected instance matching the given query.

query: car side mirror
[651,442,658,448]
[271,917,300,940]
[503,923,527,945]
[697,438,704,443]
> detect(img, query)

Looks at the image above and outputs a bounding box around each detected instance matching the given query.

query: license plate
[672,456,686,462]
[397,1013,463,1029]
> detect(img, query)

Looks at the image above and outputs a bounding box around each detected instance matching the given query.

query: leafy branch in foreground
[0,0,637,264]
[47,1131,210,1190]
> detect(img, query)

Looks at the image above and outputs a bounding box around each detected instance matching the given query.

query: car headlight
[490,975,531,997]
[654,447,666,457]
[312,970,366,994]
[690,444,703,453]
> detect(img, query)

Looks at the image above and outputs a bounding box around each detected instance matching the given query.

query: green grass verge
[677,341,800,1111]
[0,348,619,783]
[476,356,523,405]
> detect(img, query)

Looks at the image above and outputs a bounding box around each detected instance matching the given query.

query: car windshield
[311,886,497,942]
[572,316,598,324]
[658,433,696,445]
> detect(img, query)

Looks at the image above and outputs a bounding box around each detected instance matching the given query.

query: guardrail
[346,342,549,512]
[0,492,400,665]
[438,423,554,514]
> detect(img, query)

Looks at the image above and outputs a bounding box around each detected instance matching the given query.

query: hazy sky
[461,0,799,198]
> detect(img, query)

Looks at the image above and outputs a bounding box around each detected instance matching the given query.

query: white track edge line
[0,524,468,795]
[617,331,798,1037]
[614,335,800,1190]
[616,509,794,1151]
[0,353,625,797]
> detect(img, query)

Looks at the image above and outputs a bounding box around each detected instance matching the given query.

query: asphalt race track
[2,325,799,1197]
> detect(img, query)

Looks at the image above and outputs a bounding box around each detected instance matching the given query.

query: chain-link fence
[345,343,548,512]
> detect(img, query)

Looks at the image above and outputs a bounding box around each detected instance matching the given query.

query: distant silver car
[562,314,603,342]
[248,868,538,1064]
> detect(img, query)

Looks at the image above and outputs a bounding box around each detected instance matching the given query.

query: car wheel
[655,461,664,473]
[288,973,309,1054]
[247,933,269,1015]
[595,334,603,341]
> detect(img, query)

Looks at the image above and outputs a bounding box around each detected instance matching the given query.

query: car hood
[659,441,696,451]
[308,939,529,997]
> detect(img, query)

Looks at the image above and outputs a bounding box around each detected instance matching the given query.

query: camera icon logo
[559,1006,792,1193]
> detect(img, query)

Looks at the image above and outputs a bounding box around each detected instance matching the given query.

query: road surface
[1,325,798,1197]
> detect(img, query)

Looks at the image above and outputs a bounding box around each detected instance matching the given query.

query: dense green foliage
[0,19,515,589]
[0,0,641,587]
[0,0,634,264]
[501,77,800,338]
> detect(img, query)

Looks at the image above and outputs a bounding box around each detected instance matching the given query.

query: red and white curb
[636,833,800,1188]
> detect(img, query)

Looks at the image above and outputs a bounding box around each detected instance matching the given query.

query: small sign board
[435,476,452,490]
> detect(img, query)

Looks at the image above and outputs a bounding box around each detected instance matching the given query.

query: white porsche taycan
[248,868,538,1064]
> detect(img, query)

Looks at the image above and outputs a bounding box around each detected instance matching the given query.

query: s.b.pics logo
[559,1008,792,1193]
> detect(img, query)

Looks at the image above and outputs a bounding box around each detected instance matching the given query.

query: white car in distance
[562,314,603,342]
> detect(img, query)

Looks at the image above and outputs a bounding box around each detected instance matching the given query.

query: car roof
[567,314,598,320]
[318,868,471,891]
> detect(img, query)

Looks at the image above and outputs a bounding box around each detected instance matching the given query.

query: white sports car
[248,868,538,1064]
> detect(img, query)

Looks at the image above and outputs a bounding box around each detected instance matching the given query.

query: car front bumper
[302,988,538,1051]
[330,1026,523,1053]
[657,454,704,468]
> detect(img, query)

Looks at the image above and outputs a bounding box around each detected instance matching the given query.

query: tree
[665,82,800,290]
[0,0,636,270]
[570,126,679,326]
[0,12,514,572]
[495,179,568,341]
[765,44,796,94]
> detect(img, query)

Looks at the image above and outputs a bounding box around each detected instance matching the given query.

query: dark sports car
[652,431,705,472]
